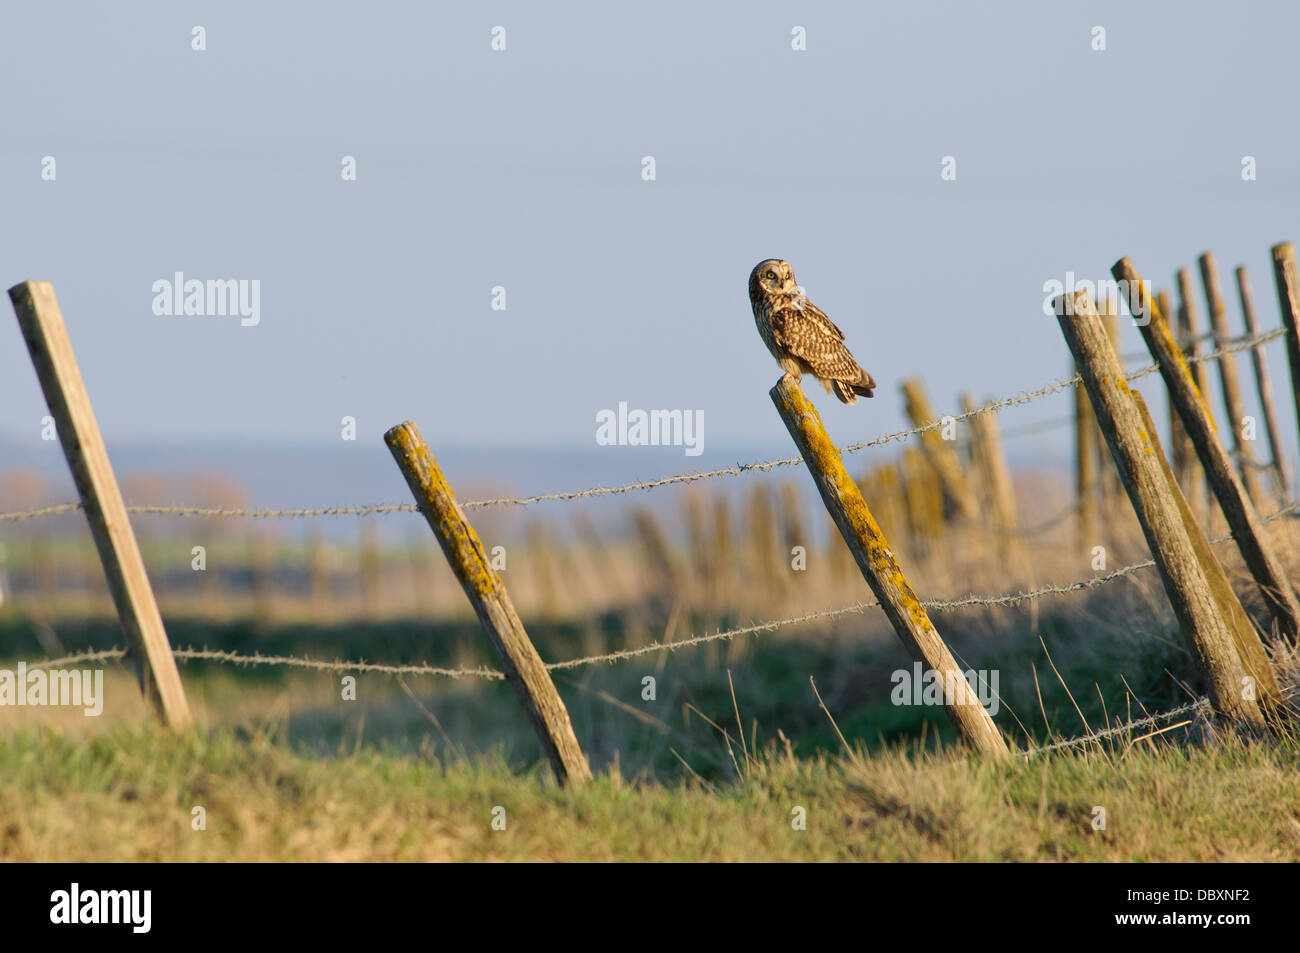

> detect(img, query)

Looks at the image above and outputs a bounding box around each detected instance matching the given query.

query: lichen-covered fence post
[1095,294,1127,513]
[1157,289,1194,498]
[900,377,980,523]
[1270,242,1300,463]
[1131,392,1283,722]
[770,375,1010,756]
[1234,265,1289,498]
[8,281,192,728]
[1199,252,1264,505]
[1175,270,1212,521]
[1114,258,1300,643]
[385,420,591,786]
[1056,288,1265,732]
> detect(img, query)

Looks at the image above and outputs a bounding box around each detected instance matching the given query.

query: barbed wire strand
[0,328,1284,525]
[17,647,1206,759]
[1023,698,1211,756]
[24,497,1297,681]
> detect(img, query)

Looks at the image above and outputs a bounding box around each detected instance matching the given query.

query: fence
[6,244,1300,776]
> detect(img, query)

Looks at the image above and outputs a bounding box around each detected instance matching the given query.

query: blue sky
[3,2,1298,485]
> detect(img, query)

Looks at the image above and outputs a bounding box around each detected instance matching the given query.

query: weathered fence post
[1175,270,1211,521]
[8,281,192,728]
[1114,259,1300,643]
[1073,374,1099,542]
[1199,252,1264,505]
[770,376,1010,756]
[901,446,942,560]
[384,420,591,785]
[1056,288,1265,731]
[1131,392,1283,720]
[1096,294,1126,513]
[1270,242,1300,461]
[1235,265,1289,499]
[961,393,1025,575]
[1177,268,1217,421]
[900,377,980,522]
[1157,289,1193,495]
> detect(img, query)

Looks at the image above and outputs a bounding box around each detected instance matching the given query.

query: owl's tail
[832,370,876,404]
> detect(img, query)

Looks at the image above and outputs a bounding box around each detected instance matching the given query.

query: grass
[3,482,1299,860]
[2,724,1298,861]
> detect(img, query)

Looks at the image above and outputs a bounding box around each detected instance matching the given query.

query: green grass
[2,724,1298,861]
[1,558,1295,861]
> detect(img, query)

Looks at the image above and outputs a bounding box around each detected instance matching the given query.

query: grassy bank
[2,726,1298,861]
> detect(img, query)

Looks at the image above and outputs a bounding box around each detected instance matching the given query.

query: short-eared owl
[748,259,876,404]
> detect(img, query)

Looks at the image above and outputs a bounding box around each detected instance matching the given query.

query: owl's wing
[802,300,846,340]
[770,301,847,355]
[770,302,870,384]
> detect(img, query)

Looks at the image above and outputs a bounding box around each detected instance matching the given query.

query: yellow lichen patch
[386,421,501,599]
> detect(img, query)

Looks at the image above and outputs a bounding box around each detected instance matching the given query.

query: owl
[748,259,876,404]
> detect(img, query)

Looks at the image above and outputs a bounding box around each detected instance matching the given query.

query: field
[4,725,1300,862]
[3,460,1300,861]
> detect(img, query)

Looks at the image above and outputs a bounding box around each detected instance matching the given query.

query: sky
[2,2,1299,501]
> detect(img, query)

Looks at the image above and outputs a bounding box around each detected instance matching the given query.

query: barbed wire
[21,645,1215,761]
[23,498,1298,680]
[0,327,1286,524]
[1023,698,1211,756]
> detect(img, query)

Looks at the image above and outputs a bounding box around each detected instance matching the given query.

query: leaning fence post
[1130,392,1283,721]
[1270,242,1300,466]
[8,281,192,728]
[1056,288,1265,731]
[1096,294,1127,513]
[1235,265,1289,499]
[1114,258,1300,643]
[384,420,591,785]
[1157,289,1193,495]
[770,376,1009,756]
[900,377,980,522]
[1199,252,1264,505]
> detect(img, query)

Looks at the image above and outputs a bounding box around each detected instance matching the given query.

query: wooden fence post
[961,393,1025,575]
[1235,265,1289,499]
[1177,268,1216,424]
[8,281,191,728]
[770,376,1010,756]
[901,378,980,522]
[901,446,942,560]
[1270,242,1300,467]
[1056,288,1264,731]
[1199,252,1264,505]
[1113,259,1300,643]
[1157,290,1193,493]
[1096,295,1126,512]
[1131,393,1283,720]
[1175,272,1211,522]
[1073,373,1099,542]
[385,420,591,785]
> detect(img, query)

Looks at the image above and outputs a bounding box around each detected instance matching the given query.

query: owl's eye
[765,271,776,280]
